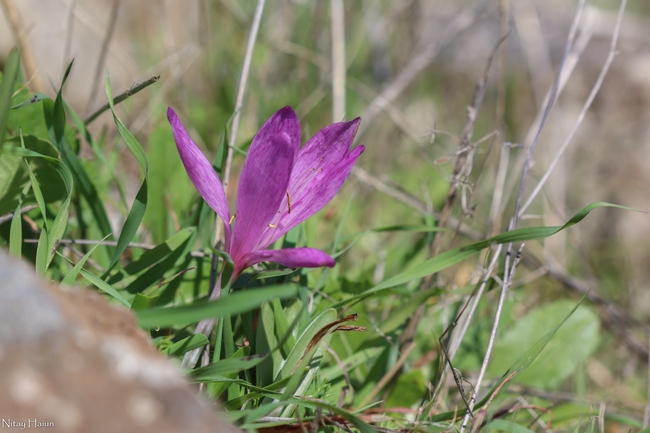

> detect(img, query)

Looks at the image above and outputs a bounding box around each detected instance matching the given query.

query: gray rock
[0,249,240,433]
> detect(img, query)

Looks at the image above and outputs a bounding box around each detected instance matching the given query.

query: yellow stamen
[268,223,277,228]
[229,214,236,225]
[286,191,292,214]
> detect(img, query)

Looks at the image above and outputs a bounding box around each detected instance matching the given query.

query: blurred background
[2,0,650,421]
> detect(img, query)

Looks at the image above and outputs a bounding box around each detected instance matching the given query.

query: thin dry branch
[330,0,346,122]
[519,2,625,216]
[85,0,121,112]
[84,75,160,125]
[460,2,627,431]
[0,0,43,92]
[355,0,492,138]
[399,36,508,383]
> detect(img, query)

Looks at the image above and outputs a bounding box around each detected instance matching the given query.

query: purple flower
[167,106,364,278]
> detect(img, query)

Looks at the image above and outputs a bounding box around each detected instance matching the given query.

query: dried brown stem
[85,0,121,112]
[0,0,43,91]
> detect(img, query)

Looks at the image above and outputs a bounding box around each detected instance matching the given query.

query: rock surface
[0,249,239,433]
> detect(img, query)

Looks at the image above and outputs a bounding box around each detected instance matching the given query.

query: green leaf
[79,267,131,307]
[385,368,427,408]
[430,296,588,422]
[379,287,442,335]
[336,202,638,307]
[488,301,599,389]
[165,334,209,357]
[274,396,378,433]
[272,297,296,356]
[188,350,265,380]
[66,101,128,209]
[43,72,114,245]
[35,229,49,274]
[143,123,193,243]
[106,181,147,272]
[61,234,112,285]
[279,309,338,417]
[205,346,251,399]
[321,347,383,383]
[0,48,21,154]
[278,308,337,380]
[22,143,48,233]
[222,375,293,411]
[9,198,25,257]
[256,303,278,386]
[0,135,66,216]
[221,378,378,433]
[124,227,195,275]
[11,92,50,110]
[104,73,149,274]
[136,284,300,329]
[130,293,160,311]
[3,144,73,272]
[105,73,148,171]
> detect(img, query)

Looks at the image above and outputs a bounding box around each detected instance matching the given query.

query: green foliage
[0,4,644,430]
[488,301,600,389]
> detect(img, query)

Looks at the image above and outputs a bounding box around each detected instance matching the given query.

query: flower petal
[167,107,231,238]
[250,106,301,159]
[294,118,360,178]
[237,247,335,276]
[256,119,363,247]
[231,132,296,263]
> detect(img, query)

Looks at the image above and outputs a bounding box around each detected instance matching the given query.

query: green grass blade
[43,101,114,243]
[9,201,24,257]
[136,284,300,329]
[106,181,147,273]
[122,227,195,275]
[105,72,148,171]
[3,144,74,271]
[0,48,20,154]
[61,234,112,285]
[9,165,31,257]
[335,202,638,308]
[11,92,50,109]
[34,229,49,274]
[65,100,128,208]
[104,73,149,273]
[22,140,48,232]
[79,267,131,307]
[272,297,295,356]
[188,350,265,380]
[165,334,209,357]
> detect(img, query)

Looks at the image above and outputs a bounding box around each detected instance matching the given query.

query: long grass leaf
[42,65,113,243]
[3,145,74,271]
[136,284,300,329]
[335,202,638,307]
[62,234,112,285]
[79,267,131,307]
[9,201,24,257]
[104,73,149,273]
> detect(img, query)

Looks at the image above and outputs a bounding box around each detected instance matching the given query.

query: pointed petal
[294,118,360,178]
[167,107,231,237]
[231,132,296,262]
[250,106,301,159]
[256,119,363,247]
[237,247,335,275]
